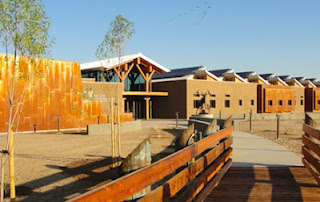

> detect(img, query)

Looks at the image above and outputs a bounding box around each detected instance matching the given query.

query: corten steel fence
[302,123,320,184]
[70,126,233,202]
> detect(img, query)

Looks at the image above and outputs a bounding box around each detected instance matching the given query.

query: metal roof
[152,66,205,80]
[209,69,233,77]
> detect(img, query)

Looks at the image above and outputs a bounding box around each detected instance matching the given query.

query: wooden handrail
[302,123,320,184]
[70,126,233,202]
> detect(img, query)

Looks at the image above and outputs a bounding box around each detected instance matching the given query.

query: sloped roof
[80,53,170,73]
[209,69,233,77]
[278,75,291,81]
[259,73,275,80]
[237,71,255,79]
[152,66,205,80]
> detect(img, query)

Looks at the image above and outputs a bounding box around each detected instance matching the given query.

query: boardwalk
[206,131,320,201]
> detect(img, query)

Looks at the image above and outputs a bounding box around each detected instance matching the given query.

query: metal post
[57,115,61,134]
[276,114,281,139]
[176,112,179,128]
[97,116,100,124]
[249,109,252,132]
[219,110,222,119]
[33,124,37,134]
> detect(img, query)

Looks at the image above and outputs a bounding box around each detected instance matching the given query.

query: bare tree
[0,0,53,200]
[96,14,135,166]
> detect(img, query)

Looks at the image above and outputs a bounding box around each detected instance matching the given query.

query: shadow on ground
[207,165,320,201]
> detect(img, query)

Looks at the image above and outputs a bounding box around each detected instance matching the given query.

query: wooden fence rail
[70,126,233,202]
[302,123,320,184]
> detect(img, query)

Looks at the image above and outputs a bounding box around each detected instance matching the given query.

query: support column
[145,97,150,120]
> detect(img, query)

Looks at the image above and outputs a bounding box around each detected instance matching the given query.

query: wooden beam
[70,127,233,202]
[303,124,320,140]
[149,70,155,80]
[139,137,233,202]
[303,158,320,185]
[113,67,122,81]
[136,64,147,81]
[122,91,168,96]
[124,63,128,71]
[136,57,141,64]
[303,135,320,158]
[145,97,149,120]
[302,146,320,173]
[123,63,135,81]
[148,65,152,73]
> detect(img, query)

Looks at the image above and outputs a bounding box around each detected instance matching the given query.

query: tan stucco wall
[294,86,305,112]
[186,80,258,118]
[82,81,125,115]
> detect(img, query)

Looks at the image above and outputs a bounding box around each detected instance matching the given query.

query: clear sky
[42,0,320,78]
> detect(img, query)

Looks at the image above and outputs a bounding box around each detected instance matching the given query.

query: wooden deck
[206,166,320,201]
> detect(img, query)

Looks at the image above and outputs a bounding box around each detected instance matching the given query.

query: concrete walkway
[232,131,303,167]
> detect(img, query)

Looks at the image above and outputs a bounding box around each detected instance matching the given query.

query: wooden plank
[302,158,320,185]
[139,137,233,202]
[303,124,320,140]
[123,63,135,80]
[194,159,232,202]
[122,91,168,96]
[70,127,233,202]
[176,149,233,202]
[302,146,320,173]
[303,135,320,158]
[136,64,147,81]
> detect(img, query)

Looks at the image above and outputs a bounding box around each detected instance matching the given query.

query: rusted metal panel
[70,127,233,202]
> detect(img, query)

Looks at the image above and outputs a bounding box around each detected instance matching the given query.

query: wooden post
[249,109,252,132]
[145,97,149,120]
[110,98,115,166]
[150,100,152,119]
[133,101,136,120]
[117,96,121,163]
[57,115,61,134]
[1,156,5,202]
[276,114,281,139]
[8,129,15,200]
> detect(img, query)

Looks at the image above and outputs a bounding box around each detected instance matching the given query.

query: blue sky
[42,0,320,78]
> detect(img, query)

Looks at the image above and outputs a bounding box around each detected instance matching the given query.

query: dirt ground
[0,120,187,201]
[238,118,320,156]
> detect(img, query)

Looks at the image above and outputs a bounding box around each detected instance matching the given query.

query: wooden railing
[70,126,233,202]
[302,123,320,184]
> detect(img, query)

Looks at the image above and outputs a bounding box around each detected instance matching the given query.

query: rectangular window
[279,100,283,106]
[288,100,292,106]
[239,100,242,106]
[301,100,304,105]
[251,100,254,106]
[318,100,320,105]
[225,100,230,108]
[210,94,216,97]
[194,100,200,108]
[268,100,273,106]
[225,94,230,97]
[210,100,216,108]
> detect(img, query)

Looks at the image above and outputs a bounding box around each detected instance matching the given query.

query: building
[80,53,170,120]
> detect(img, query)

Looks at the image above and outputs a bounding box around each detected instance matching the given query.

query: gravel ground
[0,120,187,201]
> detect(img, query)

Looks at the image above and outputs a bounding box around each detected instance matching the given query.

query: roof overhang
[80,53,170,73]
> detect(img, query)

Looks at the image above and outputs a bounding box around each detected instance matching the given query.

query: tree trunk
[8,129,15,200]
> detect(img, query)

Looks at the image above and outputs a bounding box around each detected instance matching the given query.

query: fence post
[176,112,179,128]
[97,116,100,124]
[276,114,281,139]
[219,110,222,119]
[249,109,252,132]
[57,115,61,134]
[33,124,37,134]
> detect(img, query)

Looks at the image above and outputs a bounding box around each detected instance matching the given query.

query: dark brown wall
[152,80,187,118]
[305,88,320,112]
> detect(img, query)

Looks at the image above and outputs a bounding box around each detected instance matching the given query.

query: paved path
[232,131,302,167]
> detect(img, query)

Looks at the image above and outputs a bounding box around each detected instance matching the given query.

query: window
[225,100,230,108]
[251,100,254,106]
[318,100,320,105]
[288,100,292,106]
[225,94,230,97]
[268,100,273,106]
[239,100,242,106]
[193,93,200,97]
[279,100,283,106]
[210,100,216,108]
[301,100,304,105]
[194,100,200,108]
[210,94,216,97]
